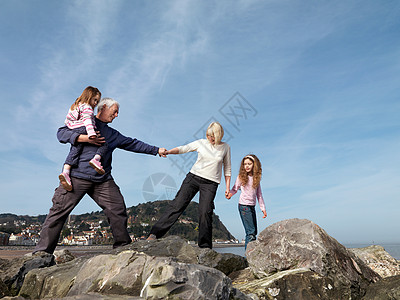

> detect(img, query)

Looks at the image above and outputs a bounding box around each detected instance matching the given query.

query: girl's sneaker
[59,173,72,191]
[89,158,105,175]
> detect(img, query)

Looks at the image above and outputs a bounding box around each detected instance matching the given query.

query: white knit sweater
[178,139,231,184]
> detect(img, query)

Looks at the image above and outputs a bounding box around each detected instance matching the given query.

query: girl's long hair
[70,86,101,110]
[238,154,262,189]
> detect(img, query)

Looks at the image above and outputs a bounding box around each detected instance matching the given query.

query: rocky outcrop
[118,235,248,276]
[3,221,399,299]
[234,268,346,300]
[363,275,400,300]
[245,219,381,299]
[54,249,76,265]
[19,249,250,300]
[0,252,54,297]
[349,245,400,278]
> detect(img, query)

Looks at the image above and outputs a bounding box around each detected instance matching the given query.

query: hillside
[0,200,236,242]
[127,200,235,241]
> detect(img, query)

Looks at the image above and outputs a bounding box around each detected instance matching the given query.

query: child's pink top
[64,103,97,137]
[230,175,266,211]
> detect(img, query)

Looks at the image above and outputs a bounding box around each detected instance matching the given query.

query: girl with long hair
[58,86,107,191]
[227,154,266,249]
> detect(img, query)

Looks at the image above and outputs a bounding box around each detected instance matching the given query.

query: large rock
[118,235,248,275]
[20,249,250,299]
[234,268,351,300]
[363,275,400,300]
[54,249,76,265]
[139,254,248,300]
[0,252,55,297]
[196,247,248,275]
[246,219,380,299]
[349,245,400,278]
[117,235,198,264]
[19,257,86,299]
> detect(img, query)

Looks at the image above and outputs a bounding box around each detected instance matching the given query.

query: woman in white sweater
[147,122,231,248]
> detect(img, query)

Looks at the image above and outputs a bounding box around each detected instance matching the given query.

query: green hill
[126,200,235,241]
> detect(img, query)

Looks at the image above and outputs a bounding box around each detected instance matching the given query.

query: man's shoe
[146,234,157,241]
[59,173,72,191]
[89,158,105,175]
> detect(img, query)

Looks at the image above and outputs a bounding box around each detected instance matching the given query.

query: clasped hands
[158,148,168,157]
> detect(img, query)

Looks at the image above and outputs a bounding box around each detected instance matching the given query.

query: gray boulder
[0,252,55,297]
[20,249,250,299]
[117,235,198,264]
[363,275,400,300]
[139,254,247,300]
[246,219,380,299]
[195,247,248,275]
[234,268,349,300]
[54,249,76,265]
[19,257,87,299]
[349,245,400,278]
[118,235,248,275]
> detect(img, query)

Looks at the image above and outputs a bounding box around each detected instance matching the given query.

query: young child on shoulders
[58,86,107,191]
[227,154,267,249]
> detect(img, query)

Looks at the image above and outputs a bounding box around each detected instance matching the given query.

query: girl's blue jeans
[238,204,257,250]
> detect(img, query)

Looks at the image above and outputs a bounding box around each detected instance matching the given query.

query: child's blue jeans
[238,204,257,250]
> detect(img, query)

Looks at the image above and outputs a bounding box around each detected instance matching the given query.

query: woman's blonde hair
[238,154,262,189]
[70,86,101,111]
[206,122,224,144]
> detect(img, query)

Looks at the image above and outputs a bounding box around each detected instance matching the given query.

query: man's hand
[262,210,267,218]
[158,148,167,157]
[88,136,105,146]
[88,132,105,146]
[76,131,105,146]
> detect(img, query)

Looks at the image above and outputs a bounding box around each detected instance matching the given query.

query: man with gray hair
[34,97,167,254]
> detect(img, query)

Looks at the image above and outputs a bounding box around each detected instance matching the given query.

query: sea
[214,243,400,260]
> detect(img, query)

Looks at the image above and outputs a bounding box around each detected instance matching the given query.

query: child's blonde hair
[70,86,101,111]
[206,122,224,144]
[238,154,262,189]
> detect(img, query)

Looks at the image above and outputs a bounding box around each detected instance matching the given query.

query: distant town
[1,216,114,247]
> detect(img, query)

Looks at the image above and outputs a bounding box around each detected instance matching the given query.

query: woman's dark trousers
[150,172,218,248]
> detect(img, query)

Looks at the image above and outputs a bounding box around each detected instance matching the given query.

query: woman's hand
[225,189,231,199]
[166,148,180,155]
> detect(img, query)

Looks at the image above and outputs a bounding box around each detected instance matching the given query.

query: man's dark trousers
[34,177,131,254]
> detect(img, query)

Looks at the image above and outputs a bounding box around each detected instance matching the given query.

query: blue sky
[1,1,399,244]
